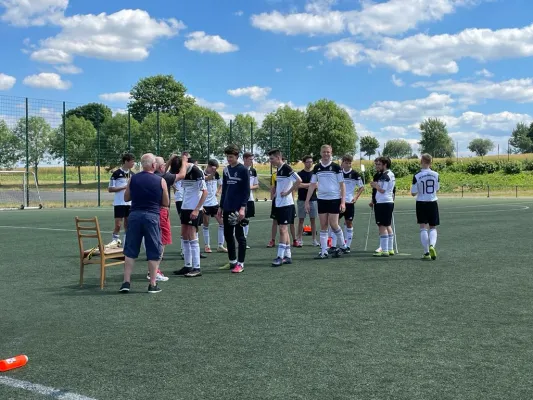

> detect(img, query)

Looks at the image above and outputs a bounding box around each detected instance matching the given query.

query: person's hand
[340,202,346,213]
[351,198,357,204]
[191,209,199,220]
[370,182,377,189]
[305,201,310,213]
[238,207,245,221]
[369,202,374,208]
[280,191,289,197]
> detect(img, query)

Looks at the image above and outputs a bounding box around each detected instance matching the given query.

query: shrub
[390,163,409,178]
[466,160,498,174]
[448,161,467,173]
[522,159,533,171]
[502,161,522,174]
[406,160,420,174]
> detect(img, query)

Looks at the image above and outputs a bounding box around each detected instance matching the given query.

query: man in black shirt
[296,155,318,247]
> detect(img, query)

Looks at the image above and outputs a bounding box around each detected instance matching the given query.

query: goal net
[0,171,43,210]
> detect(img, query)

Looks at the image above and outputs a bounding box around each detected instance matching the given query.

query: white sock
[388,234,394,252]
[284,244,292,259]
[113,233,119,241]
[190,239,200,268]
[334,228,346,249]
[180,236,184,253]
[277,243,286,259]
[218,225,224,246]
[420,229,429,254]
[380,235,388,252]
[320,230,328,254]
[183,240,192,266]
[122,234,126,247]
[429,229,437,247]
[142,238,146,251]
[244,224,249,237]
[202,225,210,247]
[346,228,354,248]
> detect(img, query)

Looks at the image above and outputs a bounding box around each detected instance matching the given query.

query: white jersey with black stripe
[310,161,344,200]
[412,168,439,202]
[204,171,222,207]
[275,163,298,208]
[343,169,363,202]
[181,165,207,210]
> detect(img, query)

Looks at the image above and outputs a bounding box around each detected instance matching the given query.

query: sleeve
[310,166,318,184]
[287,166,298,183]
[253,170,259,186]
[109,171,117,188]
[336,171,344,183]
[220,167,228,207]
[411,174,418,194]
[240,167,250,208]
[436,174,440,192]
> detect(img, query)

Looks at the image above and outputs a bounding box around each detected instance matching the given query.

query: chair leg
[100,258,105,290]
[80,261,84,287]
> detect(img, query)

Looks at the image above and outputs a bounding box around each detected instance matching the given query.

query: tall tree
[100,113,141,170]
[139,112,181,160]
[0,120,21,168]
[50,116,96,184]
[128,75,196,122]
[230,114,258,153]
[13,116,52,183]
[304,99,357,160]
[383,139,412,159]
[419,118,454,158]
[468,138,494,158]
[360,136,380,159]
[66,103,112,130]
[510,122,533,154]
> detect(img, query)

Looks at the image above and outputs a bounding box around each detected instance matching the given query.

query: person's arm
[108,174,126,193]
[161,179,170,207]
[411,175,418,197]
[165,154,177,172]
[305,174,318,204]
[124,179,131,202]
[216,177,223,196]
[192,181,208,219]
[339,182,346,211]
[239,167,250,220]
[299,182,311,189]
[281,172,302,197]
[172,155,189,183]
[354,180,365,202]
[219,169,228,209]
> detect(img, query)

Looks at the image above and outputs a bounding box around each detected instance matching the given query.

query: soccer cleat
[333,248,343,258]
[204,245,212,253]
[246,245,251,249]
[219,262,236,270]
[373,251,389,257]
[185,268,202,277]
[200,253,207,259]
[173,266,192,275]
[106,239,121,249]
[421,253,432,261]
[272,257,283,267]
[147,270,169,282]
[327,247,336,254]
[312,240,320,247]
[429,245,437,260]
[314,252,329,259]
[374,247,382,253]
[282,257,292,265]
[342,247,351,254]
[231,263,244,273]
[217,245,228,253]
[119,282,130,293]
[388,250,395,256]
[295,240,303,248]
[292,240,299,248]
[267,240,275,248]
[147,284,162,294]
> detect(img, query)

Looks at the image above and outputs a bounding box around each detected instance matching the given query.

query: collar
[320,160,332,168]
[343,168,352,174]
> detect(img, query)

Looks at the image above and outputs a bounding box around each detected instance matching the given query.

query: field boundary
[0,376,97,400]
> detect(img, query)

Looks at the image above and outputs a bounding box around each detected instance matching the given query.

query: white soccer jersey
[174,180,183,202]
[275,163,298,208]
[375,170,396,204]
[109,168,133,206]
[343,169,364,202]
[411,168,440,202]
[248,167,259,201]
[204,171,222,207]
[310,161,344,200]
[182,165,207,210]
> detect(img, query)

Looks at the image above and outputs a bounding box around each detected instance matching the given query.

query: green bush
[466,160,498,174]
[448,161,467,173]
[391,163,410,178]
[522,159,533,171]
[406,161,420,174]
[502,161,522,174]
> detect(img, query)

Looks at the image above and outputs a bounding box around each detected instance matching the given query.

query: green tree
[13,116,52,183]
[360,136,380,159]
[510,122,533,153]
[66,103,112,130]
[100,113,141,169]
[304,99,357,160]
[139,112,181,160]
[50,116,96,184]
[468,138,495,158]
[0,120,21,168]
[128,75,196,122]
[230,114,258,153]
[383,139,412,159]
[419,118,454,158]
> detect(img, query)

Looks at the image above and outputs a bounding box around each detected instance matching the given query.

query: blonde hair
[321,144,332,151]
[421,153,432,165]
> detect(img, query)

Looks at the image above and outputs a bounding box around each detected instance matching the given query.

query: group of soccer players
[109,144,441,285]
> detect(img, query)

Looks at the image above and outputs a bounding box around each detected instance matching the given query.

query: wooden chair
[75,216,125,289]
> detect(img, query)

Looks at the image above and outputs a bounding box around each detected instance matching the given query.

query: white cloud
[194,96,226,111]
[99,92,131,103]
[30,9,185,64]
[275,68,282,73]
[219,112,236,122]
[475,68,493,78]
[0,0,67,26]
[391,74,404,87]
[446,111,532,132]
[0,73,16,90]
[184,31,238,53]
[251,10,345,36]
[307,65,314,70]
[54,64,82,74]
[324,39,364,65]
[414,78,533,104]
[305,0,337,14]
[22,72,71,90]
[234,10,244,17]
[112,108,128,116]
[227,86,272,101]
[381,126,408,136]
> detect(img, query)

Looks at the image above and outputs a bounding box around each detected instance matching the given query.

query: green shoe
[421,253,431,261]
[388,250,395,256]
[381,252,390,257]
[373,251,383,257]
[219,263,232,270]
[429,245,437,260]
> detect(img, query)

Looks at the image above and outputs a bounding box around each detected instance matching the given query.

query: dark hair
[208,159,219,167]
[122,153,134,163]
[302,155,313,163]
[243,152,253,160]
[224,144,240,156]
[342,154,353,163]
[267,148,282,157]
[379,156,391,169]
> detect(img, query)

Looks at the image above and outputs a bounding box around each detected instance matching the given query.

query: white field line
[0,376,97,400]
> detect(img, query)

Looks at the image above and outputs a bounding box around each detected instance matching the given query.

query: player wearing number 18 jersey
[411,154,440,260]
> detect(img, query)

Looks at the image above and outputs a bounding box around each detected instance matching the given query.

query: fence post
[128,111,131,152]
[516,185,518,198]
[229,120,233,143]
[63,102,66,208]
[182,114,186,151]
[25,98,29,207]
[207,117,210,161]
[461,185,464,198]
[156,109,160,155]
[250,121,254,154]
[97,109,101,207]
[487,185,490,198]
[288,125,292,164]
[270,122,273,175]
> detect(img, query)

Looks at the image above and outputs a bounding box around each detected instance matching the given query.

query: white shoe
[374,247,382,253]
[105,239,121,249]
[147,270,169,282]
[312,240,320,247]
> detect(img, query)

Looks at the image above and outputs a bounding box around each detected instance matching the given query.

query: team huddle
[108,145,441,293]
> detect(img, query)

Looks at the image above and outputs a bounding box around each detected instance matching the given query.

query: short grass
[0,199,532,400]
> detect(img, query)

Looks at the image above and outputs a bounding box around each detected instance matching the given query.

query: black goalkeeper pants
[223,211,247,263]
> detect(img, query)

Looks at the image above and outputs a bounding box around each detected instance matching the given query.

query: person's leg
[310,218,317,245]
[122,215,128,246]
[215,213,227,251]
[187,220,202,276]
[202,214,211,251]
[276,224,289,259]
[223,213,237,264]
[113,217,122,242]
[297,218,305,242]
[121,213,142,291]
[318,213,329,256]
[420,223,430,257]
[143,214,163,292]
[269,220,278,246]
[235,223,247,266]
[345,219,354,249]
[387,225,394,254]
[329,213,347,252]
[378,225,389,255]
[182,225,192,266]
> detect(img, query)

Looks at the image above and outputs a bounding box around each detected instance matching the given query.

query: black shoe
[314,252,329,259]
[185,268,202,277]
[119,282,130,293]
[147,284,162,293]
[333,248,343,258]
[327,247,336,254]
[200,253,207,259]
[342,247,351,254]
[173,266,192,275]
[180,253,184,260]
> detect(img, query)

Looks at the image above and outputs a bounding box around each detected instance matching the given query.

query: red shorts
[160,207,172,245]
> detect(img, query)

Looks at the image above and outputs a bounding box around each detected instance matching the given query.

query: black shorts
[416,201,440,226]
[270,197,276,220]
[374,202,394,226]
[246,201,255,218]
[114,205,130,219]
[175,201,183,215]
[275,205,296,225]
[203,205,219,217]
[317,199,341,215]
[180,209,204,227]
[339,202,355,221]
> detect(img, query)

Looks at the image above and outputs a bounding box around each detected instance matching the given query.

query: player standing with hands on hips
[370,157,396,257]
[411,154,440,260]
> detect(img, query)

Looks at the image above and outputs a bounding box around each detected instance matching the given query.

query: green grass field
[1,199,532,399]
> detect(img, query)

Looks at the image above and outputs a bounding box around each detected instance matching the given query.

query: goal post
[0,171,43,211]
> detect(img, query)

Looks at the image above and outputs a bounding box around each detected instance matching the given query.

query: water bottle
[0,355,28,372]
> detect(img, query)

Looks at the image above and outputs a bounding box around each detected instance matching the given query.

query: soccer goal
[0,171,43,210]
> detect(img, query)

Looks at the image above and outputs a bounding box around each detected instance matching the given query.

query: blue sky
[1,0,533,156]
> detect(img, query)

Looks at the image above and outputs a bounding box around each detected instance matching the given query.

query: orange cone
[0,355,28,372]
[327,237,333,248]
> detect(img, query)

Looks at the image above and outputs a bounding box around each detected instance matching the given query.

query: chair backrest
[75,216,105,257]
